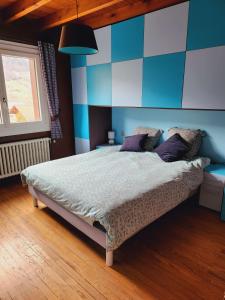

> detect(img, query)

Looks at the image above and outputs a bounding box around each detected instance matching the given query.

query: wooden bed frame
[28,186,114,266]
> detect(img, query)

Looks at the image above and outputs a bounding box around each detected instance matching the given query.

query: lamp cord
[76,0,79,20]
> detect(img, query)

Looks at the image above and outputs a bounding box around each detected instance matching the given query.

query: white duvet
[21,146,209,250]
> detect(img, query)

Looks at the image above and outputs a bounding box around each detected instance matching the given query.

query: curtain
[38,41,63,140]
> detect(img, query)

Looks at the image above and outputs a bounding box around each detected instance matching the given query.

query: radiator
[0,138,51,179]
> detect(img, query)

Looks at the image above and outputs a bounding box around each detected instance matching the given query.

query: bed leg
[106,250,113,267]
[33,197,38,208]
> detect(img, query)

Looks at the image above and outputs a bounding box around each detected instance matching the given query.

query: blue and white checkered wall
[71,0,225,153]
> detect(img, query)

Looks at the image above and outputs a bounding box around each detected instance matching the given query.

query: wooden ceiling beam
[0,0,187,32]
[80,0,186,29]
[2,0,52,24]
[39,0,126,31]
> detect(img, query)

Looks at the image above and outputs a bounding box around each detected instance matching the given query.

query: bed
[21,146,209,266]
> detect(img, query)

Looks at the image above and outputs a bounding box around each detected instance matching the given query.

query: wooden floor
[0,180,225,300]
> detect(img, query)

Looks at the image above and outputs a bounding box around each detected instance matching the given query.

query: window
[0,40,49,136]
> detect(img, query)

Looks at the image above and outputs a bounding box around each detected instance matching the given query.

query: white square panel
[144,2,189,57]
[112,59,142,107]
[183,46,225,109]
[75,138,90,154]
[87,26,111,66]
[71,67,87,104]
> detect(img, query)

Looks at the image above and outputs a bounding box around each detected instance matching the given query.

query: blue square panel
[187,0,225,50]
[112,16,144,62]
[87,63,112,106]
[73,104,89,139]
[142,52,185,108]
[70,55,86,68]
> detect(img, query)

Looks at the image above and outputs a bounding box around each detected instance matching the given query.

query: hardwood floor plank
[0,181,225,300]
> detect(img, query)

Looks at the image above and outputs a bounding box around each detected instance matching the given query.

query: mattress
[21,146,209,250]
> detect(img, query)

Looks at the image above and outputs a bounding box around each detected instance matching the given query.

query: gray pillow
[168,127,202,159]
[133,127,162,151]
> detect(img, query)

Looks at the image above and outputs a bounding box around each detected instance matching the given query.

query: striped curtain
[38,41,63,140]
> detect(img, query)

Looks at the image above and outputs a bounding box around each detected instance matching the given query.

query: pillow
[154,133,190,162]
[133,127,162,151]
[120,134,148,152]
[168,127,202,159]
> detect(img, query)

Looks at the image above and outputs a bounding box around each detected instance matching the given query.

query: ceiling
[0,0,186,32]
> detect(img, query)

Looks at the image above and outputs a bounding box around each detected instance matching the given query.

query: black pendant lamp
[58,0,98,55]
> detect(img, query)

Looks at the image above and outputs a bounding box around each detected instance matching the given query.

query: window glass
[2,55,41,124]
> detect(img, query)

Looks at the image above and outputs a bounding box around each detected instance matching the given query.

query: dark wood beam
[3,0,52,24]
[39,0,126,31]
[81,0,187,29]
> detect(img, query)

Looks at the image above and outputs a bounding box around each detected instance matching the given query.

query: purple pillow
[120,134,148,152]
[154,133,190,162]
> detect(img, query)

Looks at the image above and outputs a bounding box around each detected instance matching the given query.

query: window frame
[0,40,50,137]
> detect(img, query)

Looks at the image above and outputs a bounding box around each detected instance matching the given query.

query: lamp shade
[58,23,98,55]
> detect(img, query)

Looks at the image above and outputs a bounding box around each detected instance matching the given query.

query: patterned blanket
[21,147,209,250]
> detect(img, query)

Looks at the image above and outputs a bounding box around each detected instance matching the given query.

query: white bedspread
[21,147,209,250]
